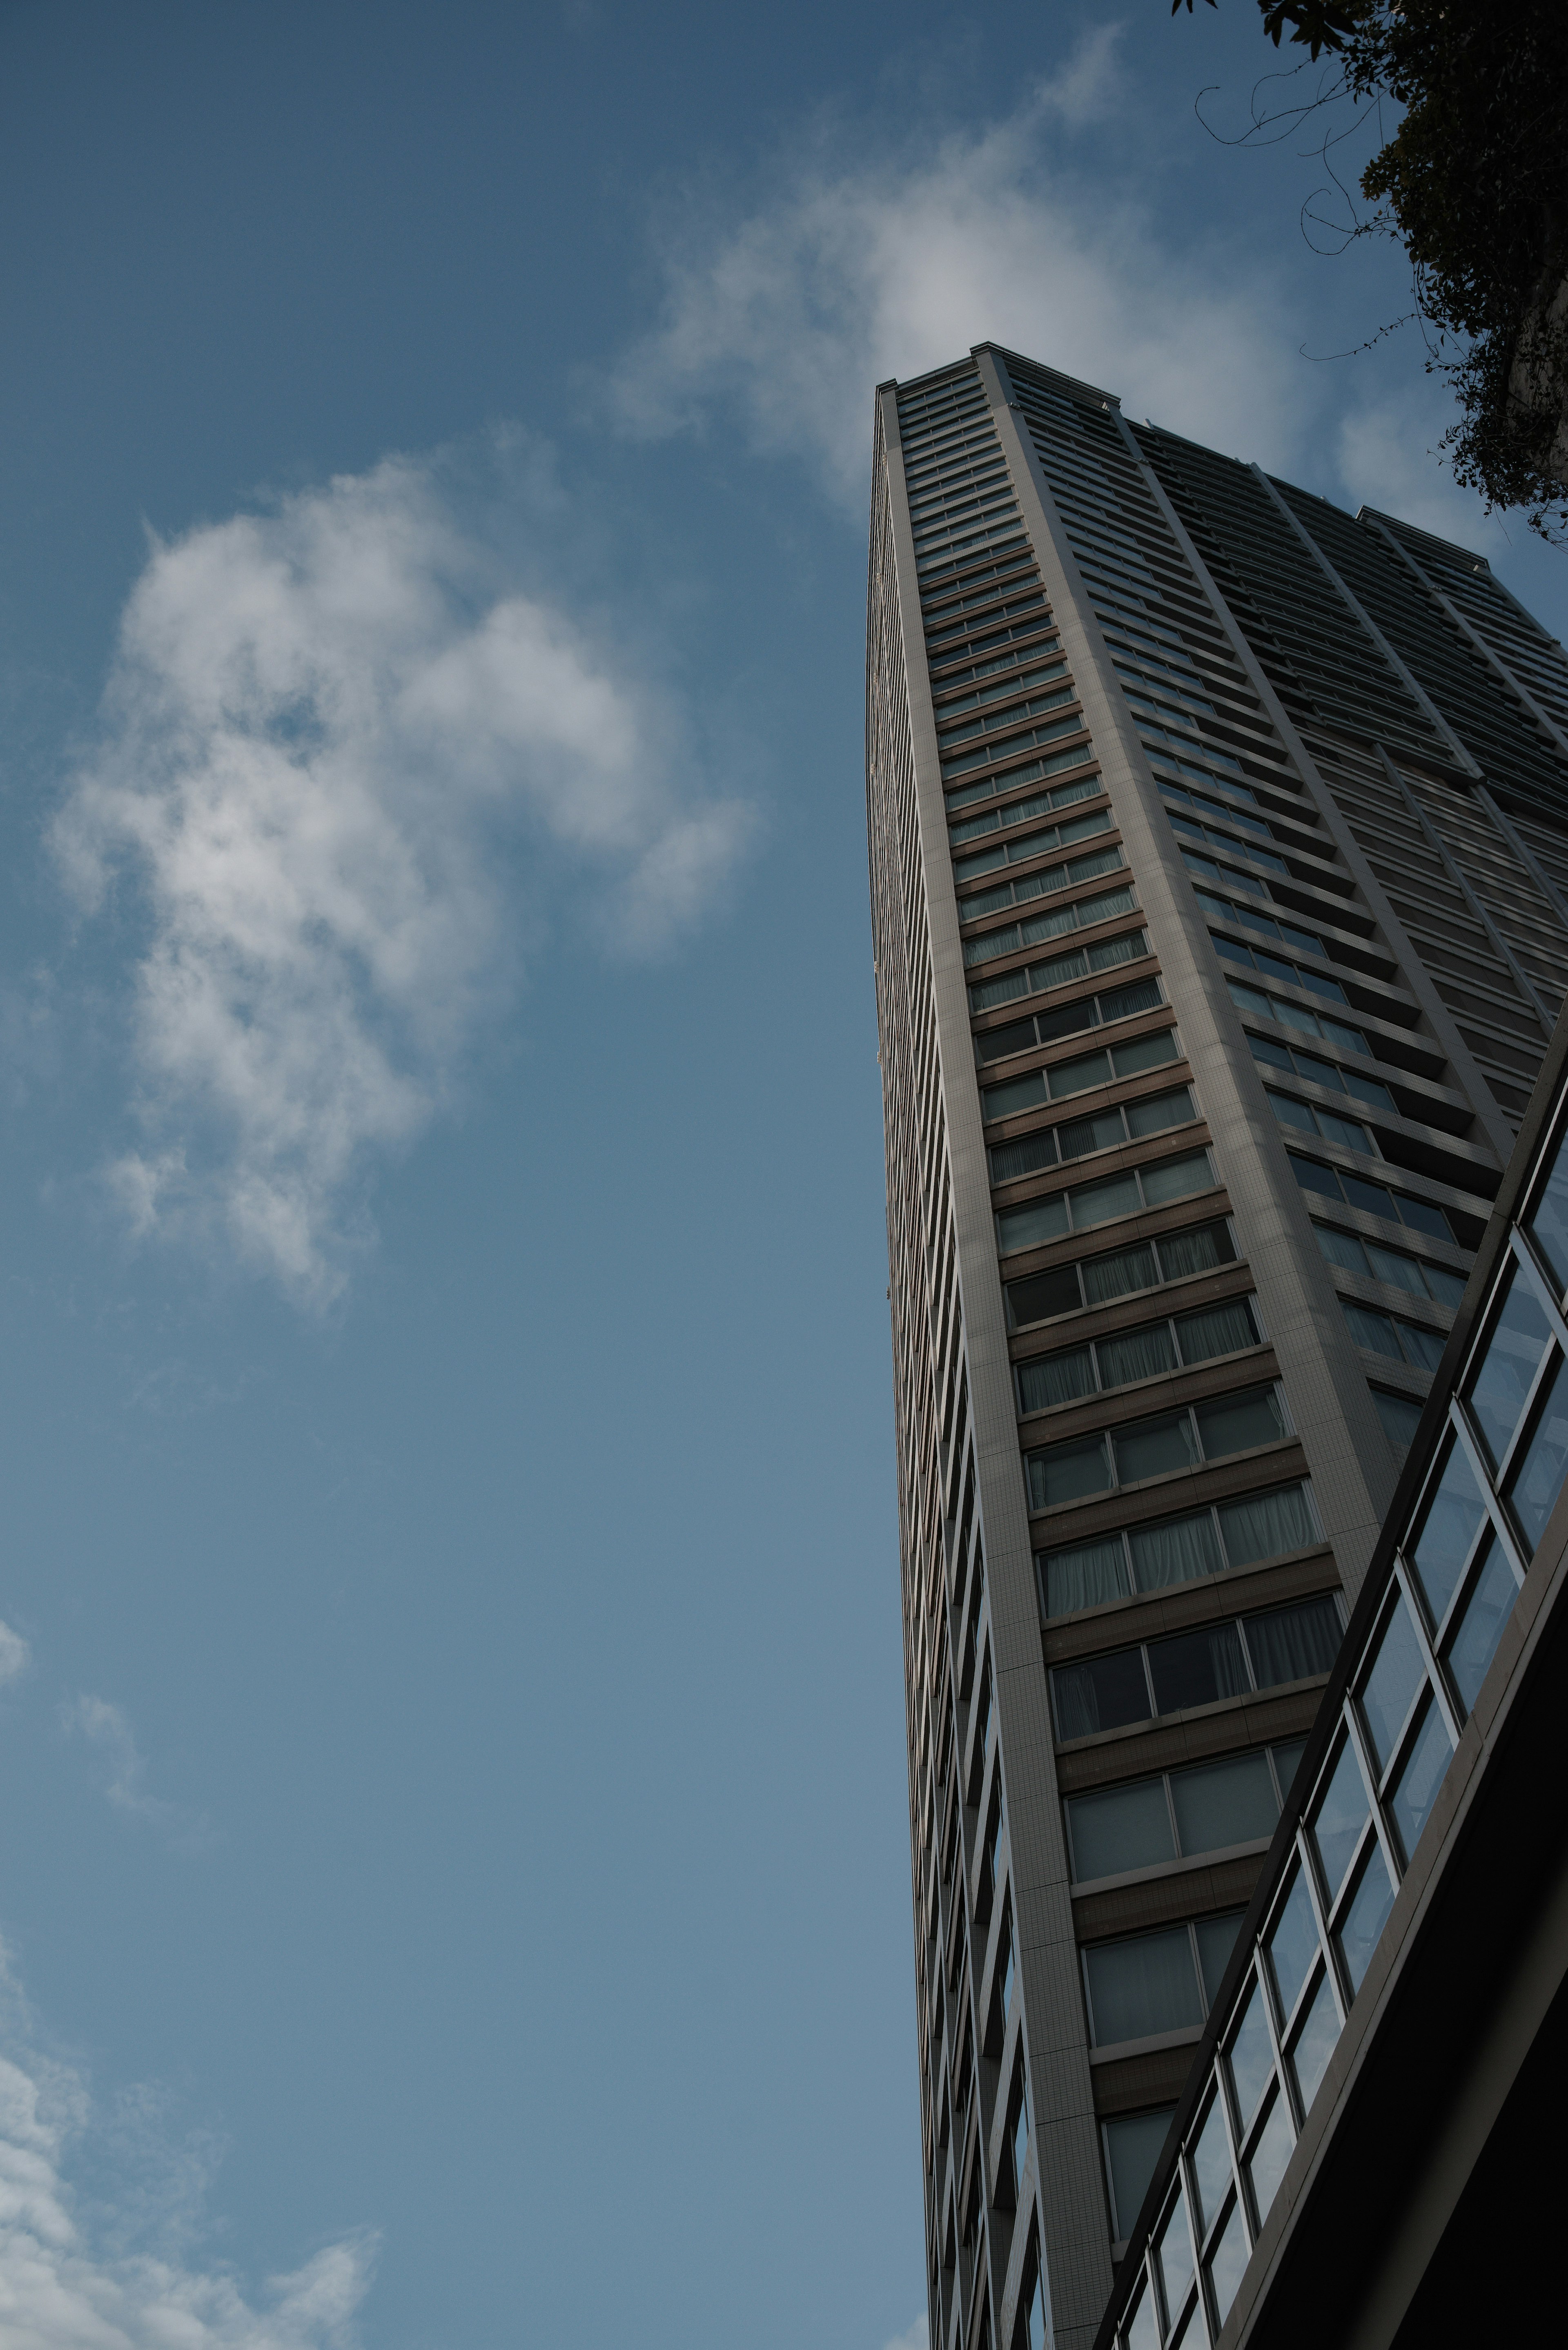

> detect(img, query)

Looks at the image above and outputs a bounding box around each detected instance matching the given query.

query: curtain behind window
[1129,1511,1222,1593]
[1044,1538,1128,1618]
[1244,1595,1342,1687]
[1219,1485,1314,1568]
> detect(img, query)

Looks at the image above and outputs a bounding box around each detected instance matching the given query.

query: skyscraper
[865,344,1568,2350]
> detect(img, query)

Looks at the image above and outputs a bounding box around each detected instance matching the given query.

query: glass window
[1083,1242,1159,1305]
[1172,1752,1278,1856]
[1196,1386,1285,1458]
[1189,2092,1232,2239]
[984,1070,1049,1122]
[1105,2109,1177,2242]
[1372,1388,1424,1449]
[1175,1299,1257,1364]
[1125,2278,1160,2350]
[1205,2195,1249,2328]
[1125,1085,1194,1138]
[1195,1912,1246,2007]
[1219,1486,1316,1568]
[1243,1593,1341,1686]
[1265,1868,1319,2019]
[1388,1695,1452,1864]
[1029,1433,1113,1508]
[1049,1048,1115,1101]
[1052,1649,1150,1739]
[1115,1410,1200,1483]
[1359,1593,1425,1777]
[1018,1346,1097,1411]
[1042,1536,1129,1616]
[1314,1222,1367,1275]
[1157,1222,1235,1280]
[998,1195,1071,1253]
[1272,1737,1308,1797]
[1140,1149,1212,1206]
[1342,1300,1403,1360]
[1007,1264,1083,1327]
[1288,1966,1340,2111]
[1085,1926,1203,2045]
[1247,2089,1294,2229]
[1098,1323,1178,1387]
[1527,1124,1568,1295]
[1443,1535,1518,1711]
[1128,1511,1225,1594]
[1069,1779,1175,1882]
[1155,2183,1197,2323]
[1227,1984,1274,2127]
[1148,1622,1248,1714]
[1410,1441,1487,1628]
[1336,1843,1396,1993]
[1503,1351,1568,1552]
[1058,1107,1126,1160]
[1071,1170,1143,1228]
[1466,1262,1553,1467]
[1012,2067,1031,2194]
[1309,1738,1369,1903]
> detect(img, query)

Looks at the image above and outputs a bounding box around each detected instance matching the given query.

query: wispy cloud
[61,1695,214,1851]
[607,30,1312,507]
[0,1947,374,2347]
[881,2317,930,2350]
[0,1619,30,1687]
[52,446,754,1308]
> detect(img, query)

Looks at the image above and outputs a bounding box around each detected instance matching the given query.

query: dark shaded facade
[865,346,1568,2350]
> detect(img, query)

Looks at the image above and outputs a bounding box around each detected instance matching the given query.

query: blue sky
[0,5,1562,2347]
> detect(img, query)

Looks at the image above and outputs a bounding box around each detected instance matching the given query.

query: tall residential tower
[866,346,1568,2350]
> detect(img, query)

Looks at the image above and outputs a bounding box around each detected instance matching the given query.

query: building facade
[865,345,1568,2350]
[1092,1002,1568,2350]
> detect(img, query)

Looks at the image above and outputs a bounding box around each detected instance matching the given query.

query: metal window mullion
[1390,1557,1463,1750]
[1294,1821,1349,2025]
[1446,1400,1531,1592]
[1508,1225,1568,1355]
[1341,1698,1403,1901]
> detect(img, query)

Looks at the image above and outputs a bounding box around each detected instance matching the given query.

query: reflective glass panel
[1265,1867,1320,2020]
[1171,1751,1278,1857]
[1085,1927,1203,2045]
[1012,2072,1031,2193]
[1227,1982,1274,2126]
[1466,1263,1552,1467]
[1336,1843,1396,1993]
[1527,1125,1568,1295]
[1070,1171,1141,1226]
[1195,1911,1246,2008]
[1272,1738,1308,1798]
[1389,1694,1452,1864]
[1126,2276,1160,2350]
[1068,1779,1176,1881]
[1444,1535,1519,1712]
[1359,1593,1425,1777]
[1205,2196,1248,2328]
[1503,1350,1568,1553]
[1410,1442,1486,1630]
[1106,2108,1177,2243]
[1140,1148,1212,1204]
[1000,1195,1072,1253]
[1309,1739,1369,1903]
[1288,1964,1341,2110]
[1189,2091,1232,2236]
[1245,2088,1294,2227]
[1155,2184,1196,2324]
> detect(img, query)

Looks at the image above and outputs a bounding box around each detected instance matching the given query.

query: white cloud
[607,33,1312,507]
[52,450,753,1307]
[60,1696,212,1850]
[0,1622,29,1687]
[0,1949,375,2348]
[1335,388,1504,554]
[881,2318,929,2350]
